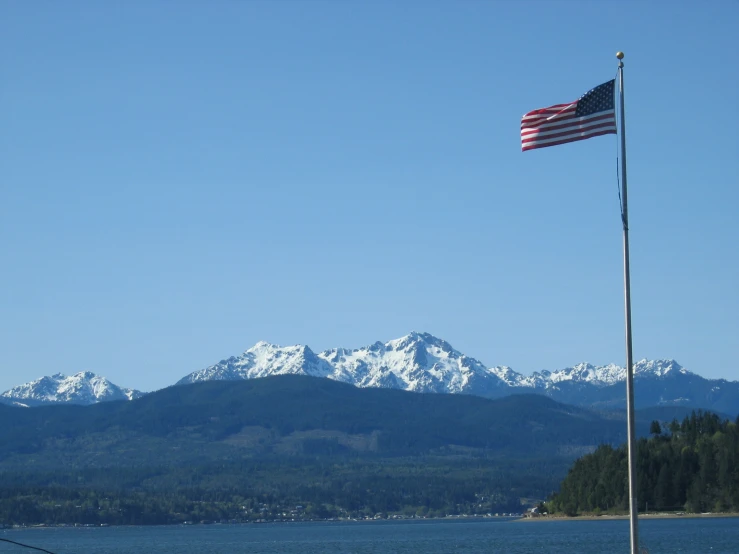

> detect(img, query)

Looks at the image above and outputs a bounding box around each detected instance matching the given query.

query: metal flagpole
[617,50,640,554]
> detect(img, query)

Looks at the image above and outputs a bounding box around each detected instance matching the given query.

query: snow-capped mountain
[511,359,730,411]
[4,333,737,413]
[176,333,739,413]
[522,359,687,389]
[0,371,144,407]
[177,332,517,397]
[318,332,508,393]
[177,332,689,394]
[177,342,335,384]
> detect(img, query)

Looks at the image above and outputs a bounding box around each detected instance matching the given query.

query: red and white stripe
[521,102,616,152]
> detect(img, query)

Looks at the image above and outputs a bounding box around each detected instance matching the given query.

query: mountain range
[2,332,738,414]
[0,374,675,520]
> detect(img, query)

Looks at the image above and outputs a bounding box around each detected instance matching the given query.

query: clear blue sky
[1,1,737,393]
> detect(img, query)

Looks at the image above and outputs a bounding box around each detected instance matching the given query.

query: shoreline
[517,512,739,522]
[6,512,739,530]
[1,515,514,530]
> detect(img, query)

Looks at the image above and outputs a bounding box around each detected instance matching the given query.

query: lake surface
[2,517,738,553]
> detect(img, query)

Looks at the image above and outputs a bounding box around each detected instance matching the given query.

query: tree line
[546,411,739,516]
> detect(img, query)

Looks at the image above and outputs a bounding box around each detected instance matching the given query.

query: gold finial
[616,51,624,59]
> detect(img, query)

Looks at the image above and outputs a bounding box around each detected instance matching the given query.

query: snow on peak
[1,372,144,406]
[179,332,515,395]
[3,333,702,405]
[387,331,452,352]
[176,333,701,397]
[319,331,487,393]
[544,362,626,386]
[522,359,692,389]
[177,341,332,385]
[487,365,525,386]
[633,359,685,377]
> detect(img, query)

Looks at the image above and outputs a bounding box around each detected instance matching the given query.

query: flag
[521,80,617,152]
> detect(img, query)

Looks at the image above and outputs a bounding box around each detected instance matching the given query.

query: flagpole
[617,50,640,554]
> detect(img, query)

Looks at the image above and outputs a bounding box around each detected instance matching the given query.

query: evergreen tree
[649,420,662,436]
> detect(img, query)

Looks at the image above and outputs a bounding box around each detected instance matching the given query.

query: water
[2,517,737,554]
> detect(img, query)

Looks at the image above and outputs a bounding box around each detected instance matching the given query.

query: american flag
[521,80,617,152]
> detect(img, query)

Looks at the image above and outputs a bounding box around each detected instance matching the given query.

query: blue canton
[575,80,615,117]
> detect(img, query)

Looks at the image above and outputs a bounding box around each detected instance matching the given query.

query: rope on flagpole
[615,68,626,230]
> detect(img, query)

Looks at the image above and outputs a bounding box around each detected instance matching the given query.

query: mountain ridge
[2,332,737,413]
[0,374,647,469]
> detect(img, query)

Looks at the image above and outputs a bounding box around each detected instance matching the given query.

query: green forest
[0,457,556,525]
[546,412,739,516]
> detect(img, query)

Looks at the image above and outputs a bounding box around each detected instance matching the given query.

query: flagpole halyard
[617,50,640,554]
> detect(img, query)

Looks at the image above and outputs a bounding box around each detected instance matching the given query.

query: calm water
[2,517,738,554]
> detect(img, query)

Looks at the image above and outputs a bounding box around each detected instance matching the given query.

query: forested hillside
[547,412,739,515]
[0,375,632,468]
